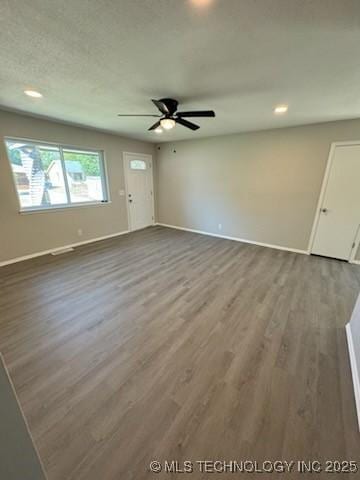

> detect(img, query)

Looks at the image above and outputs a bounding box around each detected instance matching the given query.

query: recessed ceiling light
[154,127,163,134]
[274,104,288,114]
[160,118,176,130]
[191,0,214,7]
[24,89,43,98]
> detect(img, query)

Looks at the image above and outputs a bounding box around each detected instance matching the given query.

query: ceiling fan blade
[118,114,160,117]
[152,99,170,115]
[148,120,161,131]
[175,118,200,131]
[176,110,215,117]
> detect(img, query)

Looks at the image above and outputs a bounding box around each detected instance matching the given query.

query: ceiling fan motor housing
[160,98,179,116]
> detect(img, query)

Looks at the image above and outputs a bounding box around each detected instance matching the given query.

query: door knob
[129,199,133,203]
[321,208,328,213]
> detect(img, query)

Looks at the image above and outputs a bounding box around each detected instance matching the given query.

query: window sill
[19,201,112,215]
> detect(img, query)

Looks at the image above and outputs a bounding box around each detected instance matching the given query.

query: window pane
[6,141,67,209]
[62,149,106,203]
[130,159,146,170]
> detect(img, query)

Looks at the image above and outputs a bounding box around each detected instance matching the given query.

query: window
[5,139,109,211]
[130,159,146,170]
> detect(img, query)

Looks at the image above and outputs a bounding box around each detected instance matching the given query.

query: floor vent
[51,247,75,256]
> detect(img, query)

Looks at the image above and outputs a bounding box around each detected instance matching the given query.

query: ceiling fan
[117,98,215,133]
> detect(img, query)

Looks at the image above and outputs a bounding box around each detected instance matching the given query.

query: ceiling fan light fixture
[24,89,43,98]
[154,126,163,134]
[160,118,176,130]
[274,104,288,114]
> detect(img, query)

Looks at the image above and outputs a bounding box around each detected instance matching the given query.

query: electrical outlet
[218,223,222,231]
[77,228,83,236]
[118,189,125,196]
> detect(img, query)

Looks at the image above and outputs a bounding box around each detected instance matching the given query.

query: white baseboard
[156,223,308,255]
[346,323,360,431]
[0,230,130,268]
[352,260,360,265]
[51,247,75,256]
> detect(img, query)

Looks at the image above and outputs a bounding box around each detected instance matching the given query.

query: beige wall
[156,119,360,252]
[2,111,360,263]
[0,110,154,263]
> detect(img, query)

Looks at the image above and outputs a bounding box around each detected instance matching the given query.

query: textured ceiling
[1,0,360,142]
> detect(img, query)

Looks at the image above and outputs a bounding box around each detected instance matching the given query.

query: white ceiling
[1,0,360,142]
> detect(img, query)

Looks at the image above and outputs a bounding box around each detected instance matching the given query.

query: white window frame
[4,137,110,213]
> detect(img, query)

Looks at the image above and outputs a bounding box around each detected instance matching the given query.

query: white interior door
[124,153,154,231]
[312,144,360,260]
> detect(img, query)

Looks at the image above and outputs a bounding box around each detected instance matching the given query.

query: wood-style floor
[0,226,359,479]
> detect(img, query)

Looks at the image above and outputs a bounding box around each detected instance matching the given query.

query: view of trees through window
[5,139,108,210]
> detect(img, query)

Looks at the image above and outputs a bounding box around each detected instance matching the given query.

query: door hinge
[352,242,356,249]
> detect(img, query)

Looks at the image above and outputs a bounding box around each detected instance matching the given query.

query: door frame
[123,152,155,231]
[308,140,360,263]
